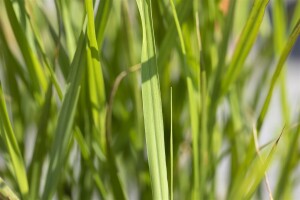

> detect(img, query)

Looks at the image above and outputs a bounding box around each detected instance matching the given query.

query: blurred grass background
[0,0,300,199]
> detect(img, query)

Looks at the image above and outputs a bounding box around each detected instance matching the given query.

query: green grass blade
[209,0,236,126]
[0,23,30,94]
[28,84,53,200]
[95,0,112,47]
[244,132,282,199]
[199,58,208,198]
[275,124,300,198]
[290,0,300,32]
[27,16,63,99]
[272,0,290,125]
[39,7,71,79]
[85,0,106,152]
[0,84,29,197]
[222,0,269,95]
[3,0,47,95]
[73,127,107,198]
[42,33,86,200]
[169,1,201,197]
[170,87,173,200]
[56,0,76,58]
[257,19,300,131]
[136,0,169,199]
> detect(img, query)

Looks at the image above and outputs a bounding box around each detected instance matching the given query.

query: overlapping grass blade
[56,0,76,58]
[42,33,86,200]
[95,0,112,47]
[169,0,201,198]
[85,0,106,152]
[209,0,236,129]
[3,0,47,95]
[0,84,29,198]
[73,127,107,198]
[85,1,127,198]
[27,14,63,99]
[222,0,270,95]
[257,19,300,131]
[136,0,169,199]
[272,0,290,125]
[28,85,52,200]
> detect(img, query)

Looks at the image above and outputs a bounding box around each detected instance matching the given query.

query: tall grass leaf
[121,1,144,147]
[56,0,76,58]
[136,0,169,199]
[257,19,300,131]
[27,17,63,99]
[157,2,192,69]
[0,84,29,197]
[272,0,290,125]
[95,0,112,47]
[0,23,30,95]
[222,0,270,95]
[290,0,300,32]
[209,0,236,130]
[28,84,52,200]
[199,56,208,198]
[38,7,71,79]
[85,0,106,152]
[168,0,201,198]
[3,0,47,95]
[42,33,86,200]
[170,87,173,200]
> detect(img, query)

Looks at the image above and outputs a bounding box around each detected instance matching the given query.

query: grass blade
[28,84,53,200]
[0,84,29,197]
[42,33,86,200]
[3,0,47,95]
[170,87,173,200]
[136,0,169,199]
[85,0,106,152]
[222,0,270,95]
[257,19,300,131]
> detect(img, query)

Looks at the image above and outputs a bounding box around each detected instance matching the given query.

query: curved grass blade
[222,0,270,95]
[257,19,300,131]
[136,0,169,199]
[0,84,29,198]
